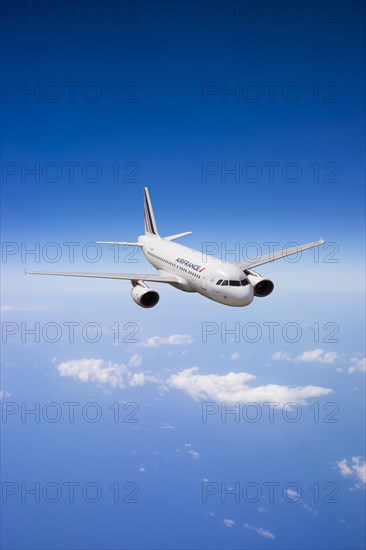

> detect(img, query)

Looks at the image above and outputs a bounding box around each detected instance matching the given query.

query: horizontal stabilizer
[163,231,192,241]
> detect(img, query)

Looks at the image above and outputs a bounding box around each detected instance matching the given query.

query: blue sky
[1,1,365,549]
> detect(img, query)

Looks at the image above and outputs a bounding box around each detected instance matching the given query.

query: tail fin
[144,187,159,236]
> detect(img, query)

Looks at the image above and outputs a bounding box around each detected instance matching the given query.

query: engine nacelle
[131,283,160,308]
[245,269,274,298]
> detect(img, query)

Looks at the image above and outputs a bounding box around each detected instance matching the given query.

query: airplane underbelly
[170,278,196,292]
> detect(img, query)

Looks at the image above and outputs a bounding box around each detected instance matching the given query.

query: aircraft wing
[236,238,325,270]
[25,270,180,284]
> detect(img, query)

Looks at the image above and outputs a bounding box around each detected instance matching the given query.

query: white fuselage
[138,234,254,307]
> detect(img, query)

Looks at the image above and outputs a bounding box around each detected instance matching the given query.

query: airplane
[26,188,325,308]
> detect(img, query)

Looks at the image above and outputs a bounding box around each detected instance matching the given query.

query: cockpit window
[218,279,249,287]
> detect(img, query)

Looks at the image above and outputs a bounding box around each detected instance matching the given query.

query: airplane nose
[232,285,254,306]
[243,284,254,306]
[220,282,254,307]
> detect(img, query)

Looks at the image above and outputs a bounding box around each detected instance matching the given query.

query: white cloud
[58,359,126,387]
[285,488,300,500]
[244,523,275,539]
[230,353,240,361]
[285,488,316,514]
[188,449,200,460]
[257,506,268,513]
[302,502,316,514]
[57,354,334,408]
[340,519,351,529]
[166,367,333,406]
[1,305,16,312]
[129,354,142,368]
[272,351,292,362]
[273,349,339,365]
[129,372,145,386]
[273,350,365,375]
[183,443,199,460]
[296,349,339,364]
[139,467,146,473]
[159,422,175,430]
[337,458,354,477]
[142,334,193,348]
[223,519,235,527]
[336,456,366,489]
[348,357,366,374]
[1,305,47,312]
[352,458,366,485]
[0,389,10,399]
[57,357,147,389]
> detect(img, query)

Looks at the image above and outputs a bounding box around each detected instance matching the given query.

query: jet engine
[245,269,274,297]
[131,282,160,308]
